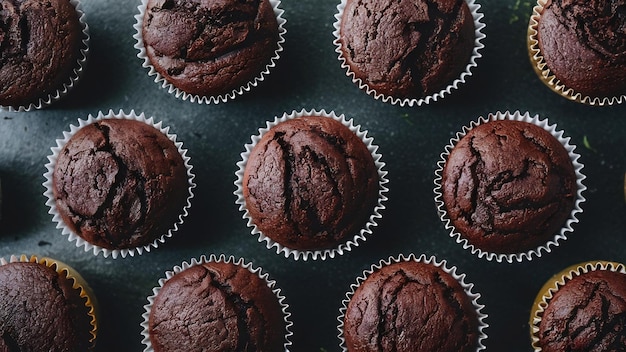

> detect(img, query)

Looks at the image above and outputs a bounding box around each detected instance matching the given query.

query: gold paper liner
[0,254,98,349]
[529,260,626,351]
[527,0,626,106]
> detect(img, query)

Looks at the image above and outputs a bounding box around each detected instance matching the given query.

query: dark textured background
[0,0,624,351]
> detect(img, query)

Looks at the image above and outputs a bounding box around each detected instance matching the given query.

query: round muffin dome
[0,0,87,109]
[50,116,192,253]
[0,258,97,351]
[336,0,476,100]
[341,256,485,352]
[441,118,578,255]
[139,0,282,100]
[242,114,380,252]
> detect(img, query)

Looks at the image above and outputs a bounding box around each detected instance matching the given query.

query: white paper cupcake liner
[337,253,488,351]
[433,111,586,263]
[234,108,389,261]
[42,109,196,259]
[140,254,293,352]
[0,254,99,349]
[527,0,626,106]
[133,0,286,104]
[0,0,90,112]
[333,0,486,107]
[529,260,626,351]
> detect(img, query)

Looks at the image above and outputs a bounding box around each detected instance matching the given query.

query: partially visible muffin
[336,0,477,101]
[147,258,288,351]
[531,261,626,352]
[0,0,87,110]
[529,0,626,104]
[242,114,380,253]
[51,116,191,253]
[0,257,97,351]
[341,257,484,352]
[441,118,578,256]
[140,0,281,100]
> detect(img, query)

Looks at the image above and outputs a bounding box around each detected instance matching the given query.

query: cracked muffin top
[536,0,626,98]
[343,260,479,352]
[337,0,475,99]
[242,115,379,252]
[141,0,280,98]
[0,0,84,108]
[537,268,626,352]
[441,119,577,254]
[52,118,189,250]
[148,261,286,352]
[0,261,94,352]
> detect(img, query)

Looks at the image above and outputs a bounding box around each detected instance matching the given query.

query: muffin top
[0,0,84,108]
[242,115,379,251]
[52,118,189,250]
[441,119,577,254]
[338,0,475,99]
[537,0,626,98]
[343,260,479,352]
[149,261,285,352]
[538,269,626,352]
[141,0,279,97]
[0,261,92,352]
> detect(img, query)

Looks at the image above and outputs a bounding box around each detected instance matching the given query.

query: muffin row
[3,253,625,351]
[3,0,626,111]
[40,109,585,263]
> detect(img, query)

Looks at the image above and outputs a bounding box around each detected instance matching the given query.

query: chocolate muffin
[140,0,280,99]
[0,260,95,351]
[242,114,380,252]
[0,0,86,109]
[52,117,190,251]
[533,0,626,99]
[342,259,481,352]
[337,0,476,100]
[441,118,578,255]
[534,264,626,351]
[148,260,287,352]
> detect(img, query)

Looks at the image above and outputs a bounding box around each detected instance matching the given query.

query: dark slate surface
[0,0,624,351]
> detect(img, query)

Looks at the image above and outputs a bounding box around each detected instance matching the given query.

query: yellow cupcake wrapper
[527,0,626,106]
[529,260,626,351]
[0,254,98,348]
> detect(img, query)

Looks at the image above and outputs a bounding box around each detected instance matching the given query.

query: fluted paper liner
[527,0,626,106]
[529,260,626,351]
[234,108,389,261]
[140,254,293,352]
[434,111,586,263]
[133,0,286,104]
[333,0,486,107]
[0,0,90,112]
[337,253,488,351]
[43,109,196,259]
[0,254,98,350]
